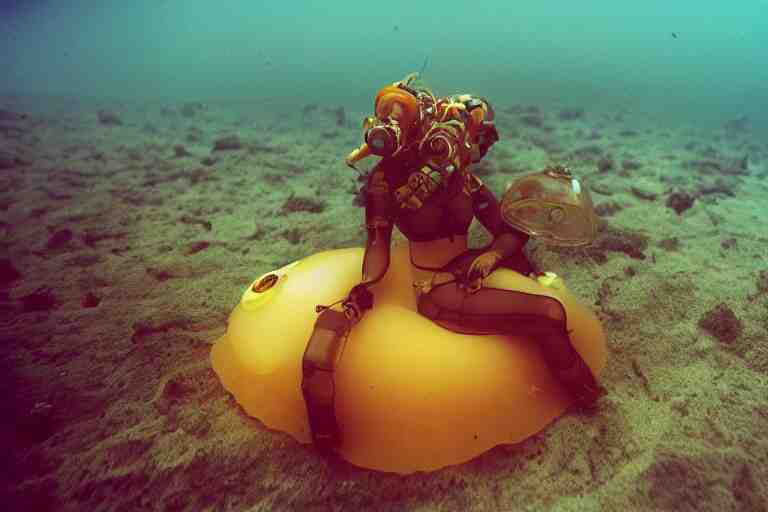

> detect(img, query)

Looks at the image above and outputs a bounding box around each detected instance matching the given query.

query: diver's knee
[303,309,351,372]
[541,296,566,324]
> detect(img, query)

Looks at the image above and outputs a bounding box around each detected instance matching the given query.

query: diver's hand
[342,284,374,322]
[347,284,374,310]
[466,250,502,287]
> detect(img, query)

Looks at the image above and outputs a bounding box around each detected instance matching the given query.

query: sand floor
[1,94,767,511]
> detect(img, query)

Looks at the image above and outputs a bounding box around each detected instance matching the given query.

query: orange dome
[210,244,608,474]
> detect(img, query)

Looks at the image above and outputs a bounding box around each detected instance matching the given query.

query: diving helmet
[500,165,597,247]
[363,75,425,157]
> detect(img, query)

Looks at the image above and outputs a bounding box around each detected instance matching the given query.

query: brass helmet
[500,165,597,247]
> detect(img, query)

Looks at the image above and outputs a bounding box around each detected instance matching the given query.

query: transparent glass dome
[500,165,598,247]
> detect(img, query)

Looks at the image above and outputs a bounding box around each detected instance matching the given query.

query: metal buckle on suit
[412,279,432,297]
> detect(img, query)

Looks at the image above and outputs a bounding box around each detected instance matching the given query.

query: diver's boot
[302,365,340,454]
[538,329,605,411]
[554,355,605,411]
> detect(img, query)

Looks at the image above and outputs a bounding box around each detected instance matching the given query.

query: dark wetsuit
[360,147,533,287]
[358,147,598,392]
[302,150,602,451]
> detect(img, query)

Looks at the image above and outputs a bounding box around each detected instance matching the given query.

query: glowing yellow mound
[211,244,607,474]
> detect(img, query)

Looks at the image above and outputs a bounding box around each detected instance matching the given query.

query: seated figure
[211,73,607,473]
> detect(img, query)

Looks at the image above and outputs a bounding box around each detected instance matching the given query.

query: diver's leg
[530,320,604,410]
[301,308,352,452]
[418,283,604,408]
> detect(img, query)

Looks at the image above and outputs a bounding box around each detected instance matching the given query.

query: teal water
[1,0,766,129]
[2,2,768,510]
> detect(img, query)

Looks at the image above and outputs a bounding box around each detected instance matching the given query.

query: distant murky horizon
[1,0,766,130]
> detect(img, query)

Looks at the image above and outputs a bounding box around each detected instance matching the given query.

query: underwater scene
[1,0,767,510]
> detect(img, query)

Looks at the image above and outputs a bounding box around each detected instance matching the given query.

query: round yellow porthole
[252,273,278,293]
[239,260,301,312]
[241,273,281,311]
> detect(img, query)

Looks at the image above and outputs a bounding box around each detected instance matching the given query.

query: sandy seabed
[1,93,767,511]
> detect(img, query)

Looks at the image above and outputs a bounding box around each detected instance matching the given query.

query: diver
[301,73,603,452]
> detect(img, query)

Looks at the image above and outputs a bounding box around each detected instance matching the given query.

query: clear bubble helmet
[500,165,598,247]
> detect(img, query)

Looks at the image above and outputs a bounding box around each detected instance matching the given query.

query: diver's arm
[301,165,392,450]
[339,166,393,320]
[361,166,394,285]
[469,173,529,258]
